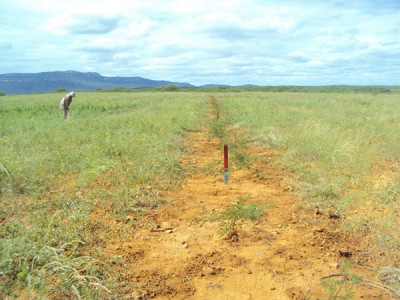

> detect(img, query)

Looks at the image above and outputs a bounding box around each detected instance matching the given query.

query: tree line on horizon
[0,85,397,97]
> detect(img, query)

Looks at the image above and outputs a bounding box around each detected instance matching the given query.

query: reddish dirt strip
[84,125,391,299]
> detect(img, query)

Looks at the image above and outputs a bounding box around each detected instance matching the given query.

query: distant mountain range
[1,71,397,95]
[0,71,196,94]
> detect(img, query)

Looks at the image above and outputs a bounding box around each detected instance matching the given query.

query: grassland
[0,92,206,298]
[221,92,400,263]
[1,90,399,298]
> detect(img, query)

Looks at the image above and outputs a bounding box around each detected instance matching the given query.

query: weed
[376,266,400,298]
[0,233,107,298]
[211,195,268,237]
[208,95,227,141]
[321,262,363,300]
[209,119,226,139]
[113,186,167,217]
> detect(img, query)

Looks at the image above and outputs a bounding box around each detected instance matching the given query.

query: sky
[1,0,399,86]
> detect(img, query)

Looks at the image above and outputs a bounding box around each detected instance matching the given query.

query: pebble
[331,262,340,269]
[161,221,172,229]
[202,266,216,276]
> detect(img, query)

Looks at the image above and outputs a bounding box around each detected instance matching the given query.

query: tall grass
[2,90,399,296]
[1,92,205,195]
[0,91,206,297]
[220,92,400,264]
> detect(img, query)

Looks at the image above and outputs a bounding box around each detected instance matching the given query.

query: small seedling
[321,262,363,300]
[212,195,268,238]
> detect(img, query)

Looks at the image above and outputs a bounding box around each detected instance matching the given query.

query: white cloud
[1,0,400,85]
[45,12,122,35]
[124,18,158,37]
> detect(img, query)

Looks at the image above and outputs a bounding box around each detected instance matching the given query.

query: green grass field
[220,91,400,262]
[1,90,399,298]
[0,91,206,298]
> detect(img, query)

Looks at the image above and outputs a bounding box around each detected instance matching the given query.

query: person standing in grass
[59,92,75,120]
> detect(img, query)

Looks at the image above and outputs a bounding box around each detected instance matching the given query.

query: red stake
[224,144,228,170]
[224,144,228,184]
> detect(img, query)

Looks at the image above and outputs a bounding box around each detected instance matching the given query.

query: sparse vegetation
[208,95,252,170]
[208,96,225,140]
[321,262,363,300]
[211,195,268,237]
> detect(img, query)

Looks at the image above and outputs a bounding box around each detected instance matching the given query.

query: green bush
[156,85,180,92]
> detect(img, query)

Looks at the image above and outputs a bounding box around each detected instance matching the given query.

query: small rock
[202,266,216,276]
[182,242,188,248]
[339,250,352,257]
[327,208,340,219]
[131,290,140,299]
[125,216,134,223]
[331,262,340,269]
[160,221,172,229]
[312,226,325,233]
[315,208,323,215]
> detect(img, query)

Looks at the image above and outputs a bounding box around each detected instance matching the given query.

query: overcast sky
[1,0,399,86]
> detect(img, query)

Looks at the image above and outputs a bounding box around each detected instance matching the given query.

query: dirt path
[85,104,392,299]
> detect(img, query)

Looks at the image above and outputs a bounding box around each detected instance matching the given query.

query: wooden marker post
[224,144,228,184]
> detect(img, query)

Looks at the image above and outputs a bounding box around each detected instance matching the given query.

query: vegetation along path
[84,97,394,299]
